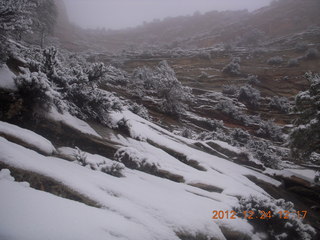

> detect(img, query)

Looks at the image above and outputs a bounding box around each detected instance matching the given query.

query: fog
[63,0,273,30]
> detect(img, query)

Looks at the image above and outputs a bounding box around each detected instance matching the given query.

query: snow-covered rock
[0,136,260,240]
[0,121,55,155]
[47,107,101,138]
[0,65,17,91]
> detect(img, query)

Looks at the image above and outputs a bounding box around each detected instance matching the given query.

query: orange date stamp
[212,210,308,220]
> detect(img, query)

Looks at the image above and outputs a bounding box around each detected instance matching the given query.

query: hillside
[56,0,320,52]
[1,0,320,239]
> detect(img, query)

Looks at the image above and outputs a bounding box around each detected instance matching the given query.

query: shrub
[222,57,241,75]
[130,60,192,116]
[247,75,260,85]
[72,147,125,177]
[287,58,299,67]
[267,56,283,65]
[310,152,320,165]
[304,48,319,60]
[222,85,238,95]
[196,128,230,143]
[85,62,107,82]
[181,128,194,139]
[14,71,60,112]
[114,147,159,174]
[238,85,261,108]
[247,139,281,169]
[233,196,316,240]
[215,100,252,126]
[231,128,251,146]
[269,96,291,113]
[207,119,224,131]
[103,65,128,86]
[290,73,320,161]
[41,46,59,77]
[66,84,122,126]
[295,42,308,52]
[256,120,283,142]
[215,99,238,116]
[101,162,125,177]
[128,103,149,120]
[73,147,87,166]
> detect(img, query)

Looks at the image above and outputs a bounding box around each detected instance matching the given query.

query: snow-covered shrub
[238,85,260,108]
[154,61,192,115]
[73,147,87,166]
[6,43,127,128]
[304,48,319,60]
[197,128,230,143]
[0,0,34,39]
[222,57,241,75]
[269,96,291,113]
[207,119,224,131]
[103,65,128,86]
[247,75,260,85]
[310,152,320,165]
[130,61,191,116]
[290,73,320,161]
[128,103,149,120]
[267,56,283,65]
[222,84,238,96]
[14,71,60,112]
[131,66,155,91]
[295,42,308,52]
[41,46,59,77]
[66,84,123,126]
[247,139,281,169]
[101,162,125,177]
[181,128,195,139]
[233,196,316,240]
[215,99,238,115]
[230,128,251,146]
[256,120,283,142]
[287,58,299,67]
[71,147,125,177]
[114,147,159,174]
[215,100,251,125]
[85,62,107,82]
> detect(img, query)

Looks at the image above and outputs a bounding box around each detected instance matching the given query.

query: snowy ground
[0,111,286,240]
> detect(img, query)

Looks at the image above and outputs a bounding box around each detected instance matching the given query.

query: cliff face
[54,0,69,24]
[53,0,72,38]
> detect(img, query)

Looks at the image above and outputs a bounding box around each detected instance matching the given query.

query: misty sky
[63,0,273,30]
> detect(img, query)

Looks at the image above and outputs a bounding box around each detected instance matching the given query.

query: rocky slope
[1,0,320,239]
